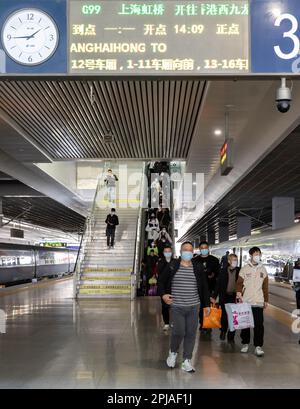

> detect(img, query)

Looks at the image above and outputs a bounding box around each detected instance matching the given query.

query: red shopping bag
[203,304,222,329]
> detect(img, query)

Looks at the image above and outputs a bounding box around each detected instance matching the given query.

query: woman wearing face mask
[211,254,240,343]
[236,247,269,357]
[146,241,159,256]
[158,242,210,373]
[157,246,174,330]
[145,213,160,244]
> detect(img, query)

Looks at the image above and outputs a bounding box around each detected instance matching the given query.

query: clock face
[1,8,59,66]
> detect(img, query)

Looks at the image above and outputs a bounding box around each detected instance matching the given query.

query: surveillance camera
[276,78,292,113]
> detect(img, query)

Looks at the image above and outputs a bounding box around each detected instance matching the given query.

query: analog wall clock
[1,8,59,66]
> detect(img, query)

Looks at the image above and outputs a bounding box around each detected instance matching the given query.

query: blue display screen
[251,0,300,73]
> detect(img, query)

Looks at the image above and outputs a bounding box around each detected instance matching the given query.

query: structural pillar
[237,216,251,238]
[207,230,215,245]
[0,197,2,228]
[218,222,229,243]
[272,197,295,230]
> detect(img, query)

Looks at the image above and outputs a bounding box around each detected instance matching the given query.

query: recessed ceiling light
[214,129,222,136]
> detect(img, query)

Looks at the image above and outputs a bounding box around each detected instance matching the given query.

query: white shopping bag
[225,303,254,332]
[293,268,300,282]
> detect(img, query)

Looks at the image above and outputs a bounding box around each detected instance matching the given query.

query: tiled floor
[0,279,299,389]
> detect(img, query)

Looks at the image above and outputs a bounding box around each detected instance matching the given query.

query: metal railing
[73,163,111,299]
[131,163,147,300]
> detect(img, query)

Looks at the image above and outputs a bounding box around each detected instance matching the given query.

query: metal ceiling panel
[2,196,85,233]
[180,126,300,241]
[0,80,206,160]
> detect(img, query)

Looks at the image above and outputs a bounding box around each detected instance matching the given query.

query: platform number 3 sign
[251,0,300,74]
[274,13,300,72]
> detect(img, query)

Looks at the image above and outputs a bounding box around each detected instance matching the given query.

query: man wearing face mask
[158,242,210,373]
[211,254,240,342]
[157,227,172,257]
[157,246,174,331]
[194,241,220,333]
[236,247,269,357]
[105,208,119,249]
[145,213,160,244]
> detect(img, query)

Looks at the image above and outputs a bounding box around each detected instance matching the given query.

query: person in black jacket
[157,245,174,331]
[194,240,220,333]
[158,241,210,373]
[105,208,119,249]
[211,253,240,343]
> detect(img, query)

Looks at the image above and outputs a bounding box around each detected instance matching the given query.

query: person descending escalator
[105,208,119,249]
[157,245,174,331]
[194,241,220,334]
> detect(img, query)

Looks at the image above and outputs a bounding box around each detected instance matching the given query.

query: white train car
[211,223,300,279]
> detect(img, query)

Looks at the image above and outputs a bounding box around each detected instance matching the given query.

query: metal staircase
[74,162,145,299]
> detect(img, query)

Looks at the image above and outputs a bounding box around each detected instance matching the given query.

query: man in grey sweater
[158,242,210,373]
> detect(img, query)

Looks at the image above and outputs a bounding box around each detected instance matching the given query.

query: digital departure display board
[69,0,249,75]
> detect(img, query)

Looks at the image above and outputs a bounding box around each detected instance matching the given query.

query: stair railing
[73,166,109,299]
[131,163,147,300]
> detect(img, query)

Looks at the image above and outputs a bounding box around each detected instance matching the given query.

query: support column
[218,222,229,243]
[0,197,2,228]
[207,230,215,245]
[272,197,295,230]
[237,216,251,238]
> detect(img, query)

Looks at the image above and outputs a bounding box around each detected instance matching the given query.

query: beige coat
[236,262,269,306]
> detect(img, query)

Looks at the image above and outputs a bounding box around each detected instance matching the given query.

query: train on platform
[211,223,300,282]
[0,242,78,286]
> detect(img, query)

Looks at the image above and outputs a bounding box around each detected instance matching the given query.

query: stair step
[77,293,130,299]
[81,267,132,273]
[80,279,131,285]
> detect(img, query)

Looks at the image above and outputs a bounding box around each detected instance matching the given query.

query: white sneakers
[255,346,265,357]
[166,352,195,372]
[241,344,264,357]
[163,324,170,331]
[240,344,249,353]
[166,351,177,368]
[181,359,195,373]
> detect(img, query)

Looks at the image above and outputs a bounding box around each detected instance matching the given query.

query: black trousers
[161,299,170,325]
[241,306,264,347]
[106,228,115,246]
[220,293,236,340]
[296,290,300,309]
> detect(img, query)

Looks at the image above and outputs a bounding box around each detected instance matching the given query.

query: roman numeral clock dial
[1,9,59,66]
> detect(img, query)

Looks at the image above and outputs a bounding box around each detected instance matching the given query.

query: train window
[19,256,33,266]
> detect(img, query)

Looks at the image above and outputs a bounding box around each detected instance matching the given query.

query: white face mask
[253,255,261,264]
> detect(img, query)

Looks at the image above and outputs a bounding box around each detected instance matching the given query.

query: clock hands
[26,28,42,40]
[12,28,42,40]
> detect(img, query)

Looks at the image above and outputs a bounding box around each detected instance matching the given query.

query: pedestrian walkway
[0,279,299,389]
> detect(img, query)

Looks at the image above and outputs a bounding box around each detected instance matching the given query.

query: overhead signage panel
[69,0,250,75]
[0,1,300,76]
[251,0,300,74]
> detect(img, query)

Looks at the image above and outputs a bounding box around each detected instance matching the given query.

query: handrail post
[131,163,146,301]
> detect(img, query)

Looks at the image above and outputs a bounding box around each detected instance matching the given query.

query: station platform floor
[0,278,299,389]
